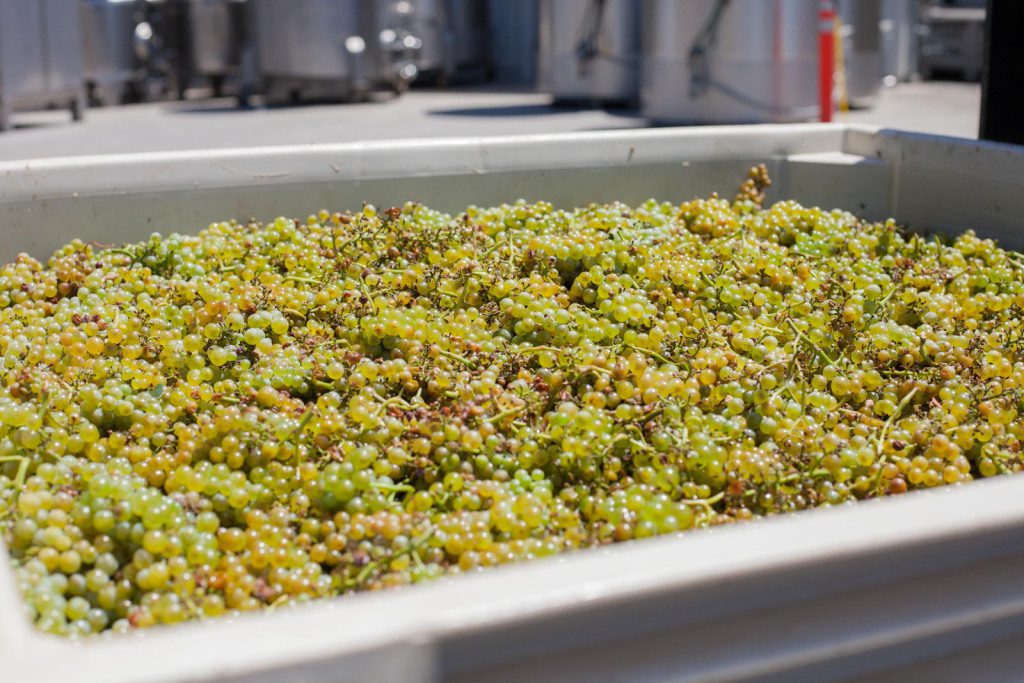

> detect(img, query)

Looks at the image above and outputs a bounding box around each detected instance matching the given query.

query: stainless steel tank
[253,0,362,85]
[839,0,881,108]
[880,0,917,83]
[138,0,193,100]
[641,0,820,124]
[188,0,248,95]
[444,0,486,81]
[0,0,86,131]
[79,0,140,106]
[486,0,538,85]
[538,0,640,105]
[405,0,448,80]
[250,0,418,102]
[371,0,423,91]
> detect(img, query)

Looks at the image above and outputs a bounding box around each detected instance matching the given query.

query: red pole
[818,0,835,123]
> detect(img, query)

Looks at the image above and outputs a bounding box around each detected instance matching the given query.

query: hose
[575,0,608,76]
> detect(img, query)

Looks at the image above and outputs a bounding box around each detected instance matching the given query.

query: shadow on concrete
[164,93,400,115]
[10,121,57,130]
[573,123,650,133]
[426,102,642,119]
[427,103,584,118]
[165,103,244,115]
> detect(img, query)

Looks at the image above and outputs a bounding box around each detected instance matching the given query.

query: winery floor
[0,80,980,162]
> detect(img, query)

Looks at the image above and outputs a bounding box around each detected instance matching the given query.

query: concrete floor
[0,81,980,162]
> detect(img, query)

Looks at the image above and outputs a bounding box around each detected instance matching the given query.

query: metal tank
[487,0,538,85]
[136,0,193,100]
[79,0,140,106]
[880,0,917,84]
[0,0,86,131]
[371,0,423,91]
[839,0,881,108]
[252,0,362,92]
[250,0,418,103]
[641,0,820,124]
[538,0,640,105]
[405,0,449,81]
[188,0,249,96]
[444,0,487,81]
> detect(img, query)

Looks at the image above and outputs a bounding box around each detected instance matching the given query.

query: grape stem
[481,236,507,257]
[0,455,30,489]
[839,408,885,428]
[1006,254,1024,272]
[369,390,414,414]
[875,387,919,459]
[286,409,316,442]
[621,343,681,368]
[371,481,416,494]
[787,319,836,365]
[356,276,380,315]
[311,379,334,392]
[106,248,138,261]
[439,349,473,366]
[740,468,831,499]
[517,345,561,354]
[283,275,322,286]
[753,320,784,334]
[678,491,724,512]
[350,528,434,587]
[878,285,899,305]
[640,407,663,422]
[485,404,527,424]
[266,594,291,612]
[776,468,831,485]
[335,224,387,257]
[698,304,713,332]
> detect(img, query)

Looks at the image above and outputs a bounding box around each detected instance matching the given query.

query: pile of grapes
[2,166,1023,636]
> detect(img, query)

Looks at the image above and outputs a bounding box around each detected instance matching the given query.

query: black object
[979,0,1024,145]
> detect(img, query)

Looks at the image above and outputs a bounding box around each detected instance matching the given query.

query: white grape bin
[2,125,1024,683]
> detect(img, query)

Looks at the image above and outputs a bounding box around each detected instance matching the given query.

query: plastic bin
[2,125,1024,683]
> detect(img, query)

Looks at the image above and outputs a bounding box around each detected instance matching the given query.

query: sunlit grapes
[2,165,1023,636]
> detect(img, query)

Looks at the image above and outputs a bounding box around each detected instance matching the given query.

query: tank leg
[236,88,252,109]
[237,44,259,108]
[70,92,86,122]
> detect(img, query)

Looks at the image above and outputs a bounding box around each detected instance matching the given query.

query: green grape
[1,165,1022,635]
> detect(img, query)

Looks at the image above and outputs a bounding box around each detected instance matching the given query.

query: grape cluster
[3,166,1024,636]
